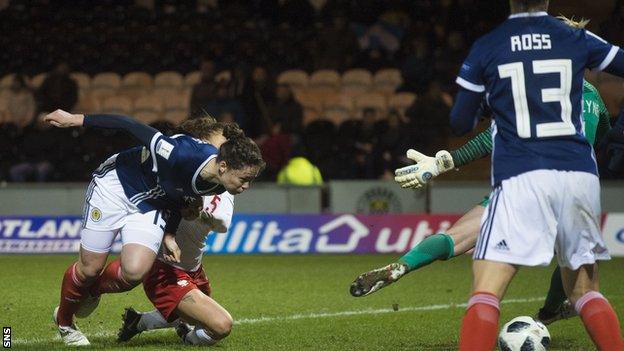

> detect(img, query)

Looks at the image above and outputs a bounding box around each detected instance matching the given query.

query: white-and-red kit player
[117,191,235,346]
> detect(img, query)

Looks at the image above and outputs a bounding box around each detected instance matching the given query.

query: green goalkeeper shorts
[478,195,490,207]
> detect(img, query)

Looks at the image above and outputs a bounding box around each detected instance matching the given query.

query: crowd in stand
[0,0,623,182]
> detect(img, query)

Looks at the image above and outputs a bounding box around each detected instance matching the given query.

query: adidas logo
[495,240,510,251]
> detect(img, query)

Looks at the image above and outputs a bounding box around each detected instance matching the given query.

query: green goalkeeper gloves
[394,149,454,189]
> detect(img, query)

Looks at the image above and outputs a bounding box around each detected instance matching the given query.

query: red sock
[57,262,89,327]
[459,292,500,351]
[89,259,136,296]
[576,291,624,351]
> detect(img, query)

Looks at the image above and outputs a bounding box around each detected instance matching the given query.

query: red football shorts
[143,260,212,322]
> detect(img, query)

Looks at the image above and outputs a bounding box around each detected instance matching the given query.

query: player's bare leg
[174,289,233,345]
[350,205,484,297]
[561,264,624,350]
[55,245,108,346]
[458,260,517,351]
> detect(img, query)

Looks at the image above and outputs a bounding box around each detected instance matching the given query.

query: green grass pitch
[2,254,623,350]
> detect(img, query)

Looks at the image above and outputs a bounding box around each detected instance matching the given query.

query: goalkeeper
[350,79,611,325]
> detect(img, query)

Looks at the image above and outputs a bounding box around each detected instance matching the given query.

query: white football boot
[53,306,90,346]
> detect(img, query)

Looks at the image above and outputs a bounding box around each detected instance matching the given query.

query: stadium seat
[92,72,122,90]
[163,110,189,125]
[388,92,416,115]
[322,93,354,113]
[121,72,153,99]
[354,92,387,118]
[303,107,321,126]
[102,96,133,115]
[309,69,340,90]
[373,68,403,93]
[133,110,162,125]
[154,71,184,89]
[74,95,101,114]
[70,72,91,91]
[323,109,351,127]
[30,73,47,88]
[184,71,201,87]
[122,72,153,90]
[277,70,309,89]
[133,95,163,113]
[294,89,323,111]
[341,69,373,93]
[163,93,189,113]
[0,74,15,89]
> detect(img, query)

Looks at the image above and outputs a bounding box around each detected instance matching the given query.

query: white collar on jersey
[508,11,548,19]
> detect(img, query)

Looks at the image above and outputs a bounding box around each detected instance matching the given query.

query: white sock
[137,310,177,331]
[185,328,217,346]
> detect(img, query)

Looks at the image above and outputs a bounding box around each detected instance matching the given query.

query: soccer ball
[498,316,551,351]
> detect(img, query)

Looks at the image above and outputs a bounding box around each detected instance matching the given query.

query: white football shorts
[474,169,610,270]
[80,155,165,254]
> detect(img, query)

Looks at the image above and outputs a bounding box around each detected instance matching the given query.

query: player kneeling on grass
[118,191,235,346]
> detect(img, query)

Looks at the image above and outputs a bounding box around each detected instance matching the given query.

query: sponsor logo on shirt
[90,208,102,222]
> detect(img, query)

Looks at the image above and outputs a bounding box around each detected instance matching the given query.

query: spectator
[241,66,275,137]
[268,84,303,136]
[277,143,323,186]
[260,123,293,181]
[354,107,379,178]
[9,114,55,182]
[377,108,410,179]
[190,59,218,118]
[2,74,36,128]
[36,62,78,113]
[399,36,433,94]
[204,82,247,132]
[405,80,451,155]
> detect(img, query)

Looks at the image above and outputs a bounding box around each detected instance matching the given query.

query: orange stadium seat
[74,95,101,114]
[92,72,122,89]
[30,73,47,88]
[122,72,153,90]
[323,109,351,126]
[354,92,387,119]
[154,71,184,88]
[278,70,309,89]
[163,93,189,114]
[70,72,91,91]
[309,69,340,90]
[303,107,321,126]
[294,89,324,111]
[0,74,15,89]
[133,95,163,113]
[373,68,403,93]
[388,92,416,115]
[163,110,189,126]
[102,96,132,115]
[341,69,372,93]
[184,71,201,87]
[322,93,354,113]
[134,110,162,125]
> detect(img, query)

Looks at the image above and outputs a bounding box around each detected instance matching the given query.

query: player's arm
[450,126,493,167]
[594,94,612,150]
[162,211,182,263]
[394,125,492,189]
[585,30,624,77]
[449,88,485,136]
[44,109,159,147]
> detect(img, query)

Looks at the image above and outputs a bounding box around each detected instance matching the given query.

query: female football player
[44,109,264,346]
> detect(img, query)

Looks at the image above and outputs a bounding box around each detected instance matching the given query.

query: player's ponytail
[557,15,590,29]
[217,136,266,171]
[221,122,245,140]
[177,115,220,140]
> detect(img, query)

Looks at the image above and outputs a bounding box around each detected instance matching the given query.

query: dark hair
[177,116,246,160]
[217,137,266,171]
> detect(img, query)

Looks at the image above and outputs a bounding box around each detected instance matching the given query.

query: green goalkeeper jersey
[450,80,612,167]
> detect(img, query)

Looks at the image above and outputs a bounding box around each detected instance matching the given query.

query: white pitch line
[13,297,543,345]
